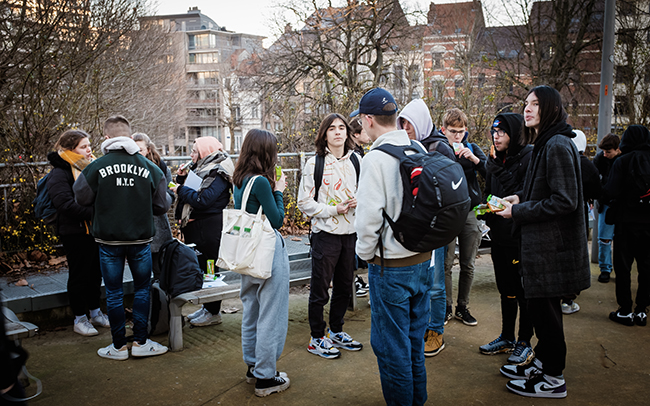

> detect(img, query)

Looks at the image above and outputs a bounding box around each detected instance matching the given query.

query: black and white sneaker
[506,374,567,398]
[500,357,543,380]
[246,365,288,384]
[609,309,635,326]
[634,311,647,326]
[254,375,290,397]
[355,276,369,297]
[444,306,453,325]
[454,306,478,326]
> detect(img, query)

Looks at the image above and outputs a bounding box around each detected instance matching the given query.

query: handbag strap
[239,175,264,221]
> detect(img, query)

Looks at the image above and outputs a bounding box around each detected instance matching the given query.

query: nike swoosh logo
[452,179,463,190]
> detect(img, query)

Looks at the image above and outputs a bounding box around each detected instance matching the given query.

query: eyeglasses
[446,129,465,135]
[490,129,506,138]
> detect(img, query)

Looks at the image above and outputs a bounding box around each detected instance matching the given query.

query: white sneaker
[131,339,168,357]
[74,316,99,337]
[561,301,580,315]
[97,343,129,360]
[187,306,206,321]
[90,312,110,328]
[190,310,222,327]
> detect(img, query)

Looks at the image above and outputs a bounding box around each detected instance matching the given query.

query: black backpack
[148,281,170,336]
[158,239,203,298]
[33,173,57,225]
[375,141,470,253]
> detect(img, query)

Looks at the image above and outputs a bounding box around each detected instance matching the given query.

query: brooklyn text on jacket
[98,164,151,180]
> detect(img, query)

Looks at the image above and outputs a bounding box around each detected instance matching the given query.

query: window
[250,103,258,118]
[432,52,444,69]
[188,52,219,64]
[408,65,420,83]
[454,79,464,88]
[616,65,633,84]
[394,65,404,88]
[615,95,631,116]
[619,0,638,16]
[188,71,219,85]
[234,129,242,151]
[431,81,445,102]
[265,122,271,130]
[235,106,241,120]
[477,73,486,88]
[188,33,216,50]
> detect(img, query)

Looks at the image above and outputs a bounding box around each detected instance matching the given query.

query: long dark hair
[54,129,89,151]
[315,113,356,157]
[232,129,277,189]
[522,85,568,144]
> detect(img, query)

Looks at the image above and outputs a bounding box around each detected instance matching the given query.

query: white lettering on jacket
[116,178,135,186]
[98,164,150,179]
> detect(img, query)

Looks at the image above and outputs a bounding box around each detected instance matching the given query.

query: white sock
[89,308,102,319]
[74,315,86,324]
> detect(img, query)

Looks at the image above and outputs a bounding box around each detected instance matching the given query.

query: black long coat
[512,134,591,299]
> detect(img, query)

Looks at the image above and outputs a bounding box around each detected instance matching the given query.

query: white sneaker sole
[254,378,290,397]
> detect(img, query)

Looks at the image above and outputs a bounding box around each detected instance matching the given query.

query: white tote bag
[217,176,276,279]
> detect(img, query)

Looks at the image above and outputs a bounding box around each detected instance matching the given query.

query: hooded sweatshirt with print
[74,136,171,245]
[298,149,359,235]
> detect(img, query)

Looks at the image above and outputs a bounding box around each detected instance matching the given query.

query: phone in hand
[275,166,282,181]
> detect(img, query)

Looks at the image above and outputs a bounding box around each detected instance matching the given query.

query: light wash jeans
[240,230,290,379]
[99,243,152,347]
[427,246,447,334]
[598,205,615,273]
[369,260,433,406]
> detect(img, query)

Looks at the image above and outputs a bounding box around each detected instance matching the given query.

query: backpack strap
[313,154,325,202]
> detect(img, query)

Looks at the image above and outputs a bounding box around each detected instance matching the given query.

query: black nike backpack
[375,141,470,253]
[158,239,203,298]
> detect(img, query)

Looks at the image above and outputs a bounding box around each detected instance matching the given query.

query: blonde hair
[131,132,161,166]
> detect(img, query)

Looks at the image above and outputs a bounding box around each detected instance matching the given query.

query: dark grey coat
[512,134,591,299]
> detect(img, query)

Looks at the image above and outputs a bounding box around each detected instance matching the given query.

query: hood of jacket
[47,151,69,170]
[620,125,650,154]
[397,99,433,141]
[492,113,526,159]
[101,136,140,155]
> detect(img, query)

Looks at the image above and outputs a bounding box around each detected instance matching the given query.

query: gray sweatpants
[444,212,482,309]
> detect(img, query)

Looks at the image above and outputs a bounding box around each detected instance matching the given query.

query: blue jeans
[240,231,290,379]
[99,244,152,348]
[598,205,614,273]
[427,246,447,334]
[369,260,433,406]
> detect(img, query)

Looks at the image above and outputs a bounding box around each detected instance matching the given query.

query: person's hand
[336,199,353,214]
[496,200,513,218]
[346,197,357,209]
[274,172,286,193]
[170,186,178,194]
[177,167,187,177]
[503,194,520,205]
[457,146,480,165]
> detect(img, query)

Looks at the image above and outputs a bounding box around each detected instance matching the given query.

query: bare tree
[613,0,650,127]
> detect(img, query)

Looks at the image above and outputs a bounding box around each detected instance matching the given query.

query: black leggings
[491,243,533,343]
[60,233,102,317]
[182,214,223,314]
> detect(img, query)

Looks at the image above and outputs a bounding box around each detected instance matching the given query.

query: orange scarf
[59,150,95,234]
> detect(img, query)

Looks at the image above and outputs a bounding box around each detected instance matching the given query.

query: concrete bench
[3,306,39,341]
[168,275,312,351]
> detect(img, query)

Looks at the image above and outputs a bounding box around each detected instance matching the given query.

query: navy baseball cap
[350,88,398,117]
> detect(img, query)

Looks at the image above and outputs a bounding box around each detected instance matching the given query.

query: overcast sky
[152,0,519,47]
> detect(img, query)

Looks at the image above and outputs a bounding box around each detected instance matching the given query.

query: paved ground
[16,254,650,406]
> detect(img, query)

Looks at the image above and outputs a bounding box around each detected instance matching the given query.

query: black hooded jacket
[47,151,93,236]
[603,125,650,224]
[484,113,532,245]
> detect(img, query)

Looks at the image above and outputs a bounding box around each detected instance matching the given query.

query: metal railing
[0,151,315,226]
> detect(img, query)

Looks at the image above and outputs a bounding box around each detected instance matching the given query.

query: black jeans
[528,297,565,376]
[491,243,533,343]
[613,222,650,313]
[308,232,356,338]
[60,233,102,317]
[182,213,223,314]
